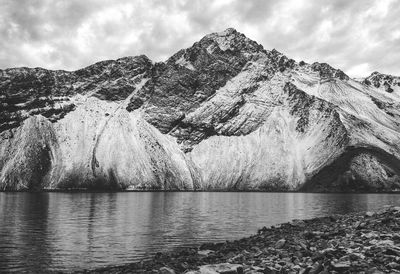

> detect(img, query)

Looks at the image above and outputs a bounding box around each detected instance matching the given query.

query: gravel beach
[81,207,400,274]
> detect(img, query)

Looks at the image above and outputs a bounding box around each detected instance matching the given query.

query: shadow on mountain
[301,146,400,192]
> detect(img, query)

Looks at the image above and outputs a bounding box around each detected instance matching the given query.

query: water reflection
[0,192,399,272]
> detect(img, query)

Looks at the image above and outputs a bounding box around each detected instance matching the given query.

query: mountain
[1,28,400,191]
[363,71,400,94]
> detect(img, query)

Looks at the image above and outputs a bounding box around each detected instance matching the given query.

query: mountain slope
[1,28,399,191]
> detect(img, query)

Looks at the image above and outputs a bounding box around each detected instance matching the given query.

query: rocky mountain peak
[310,62,349,80]
[197,28,266,56]
[128,28,275,140]
[363,71,400,92]
[366,71,398,80]
[265,48,296,72]
[74,54,152,77]
[165,28,268,72]
[166,28,298,75]
[218,27,238,36]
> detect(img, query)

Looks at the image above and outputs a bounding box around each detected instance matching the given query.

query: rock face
[363,71,400,94]
[1,28,400,191]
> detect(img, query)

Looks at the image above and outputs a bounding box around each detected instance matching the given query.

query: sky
[0,0,399,77]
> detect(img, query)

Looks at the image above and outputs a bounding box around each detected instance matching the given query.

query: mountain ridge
[1,28,400,191]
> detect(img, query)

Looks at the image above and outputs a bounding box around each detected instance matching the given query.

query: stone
[263,266,278,274]
[388,262,400,269]
[309,262,323,274]
[331,261,350,271]
[366,268,385,274]
[159,267,176,274]
[198,249,215,256]
[365,211,374,217]
[291,220,306,227]
[348,252,365,260]
[250,266,263,271]
[187,263,244,274]
[292,265,301,271]
[274,239,286,249]
[385,247,400,256]
[363,232,379,239]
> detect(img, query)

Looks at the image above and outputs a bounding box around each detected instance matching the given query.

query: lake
[1,192,399,272]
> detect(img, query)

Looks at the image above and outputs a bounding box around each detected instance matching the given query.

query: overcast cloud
[0,0,399,77]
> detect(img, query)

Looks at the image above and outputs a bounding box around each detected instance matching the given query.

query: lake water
[1,192,400,272]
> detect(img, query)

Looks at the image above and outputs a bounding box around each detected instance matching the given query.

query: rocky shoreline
[80,207,400,274]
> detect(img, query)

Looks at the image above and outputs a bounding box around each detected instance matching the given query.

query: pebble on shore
[81,206,400,274]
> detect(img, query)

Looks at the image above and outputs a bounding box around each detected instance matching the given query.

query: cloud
[0,0,399,77]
